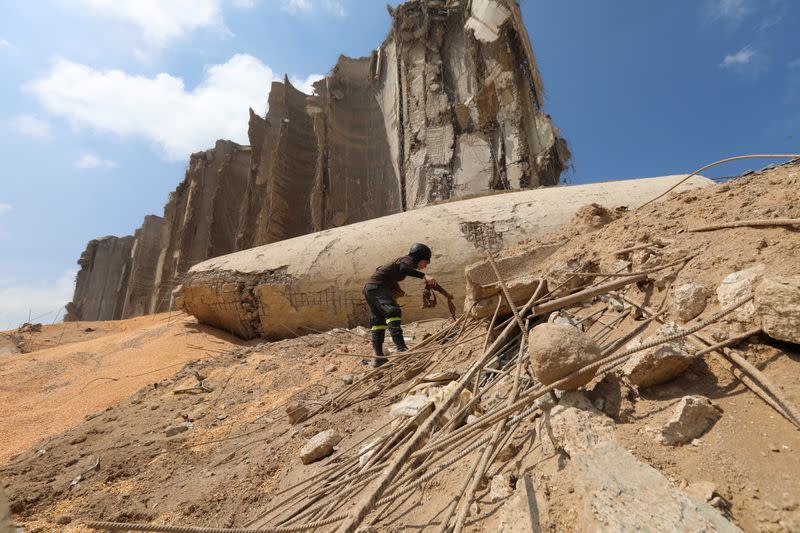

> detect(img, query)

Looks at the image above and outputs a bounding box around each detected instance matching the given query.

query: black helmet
[409,243,432,263]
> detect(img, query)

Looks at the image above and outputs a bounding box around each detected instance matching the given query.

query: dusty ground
[1,161,799,532]
[0,313,246,465]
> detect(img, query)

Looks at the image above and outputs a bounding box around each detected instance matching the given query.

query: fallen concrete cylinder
[179,175,711,339]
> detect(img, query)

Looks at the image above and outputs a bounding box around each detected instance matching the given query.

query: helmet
[409,243,432,263]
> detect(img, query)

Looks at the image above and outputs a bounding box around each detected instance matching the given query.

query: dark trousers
[363,284,407,359]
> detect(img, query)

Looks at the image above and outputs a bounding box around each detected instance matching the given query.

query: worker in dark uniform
[363,243,436,367]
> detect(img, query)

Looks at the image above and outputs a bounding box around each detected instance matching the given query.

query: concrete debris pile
[66,0,570,323]
[2,162,800,532]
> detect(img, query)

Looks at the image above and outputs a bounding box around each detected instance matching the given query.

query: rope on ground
[85,514,345,533]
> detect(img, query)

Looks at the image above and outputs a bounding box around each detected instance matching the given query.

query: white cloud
[10,115,51,139]
[70,0,226,47]
[721,46,756,67]
[290,73,324,95]
[708,0,752,22]
[0,38,9,50]
[0,203,10,215]
[280,0,346,16]
[76,152,117,169]
[25,54,278,160]
[0,270,77,331]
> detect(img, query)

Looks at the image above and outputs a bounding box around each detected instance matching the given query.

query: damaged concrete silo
[178,175,712,340]
[66,0,571,322]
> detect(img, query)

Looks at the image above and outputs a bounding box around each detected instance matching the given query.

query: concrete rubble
[657,395,723,446]
[754,275,800,344]
[716,263,765,323]
[543,393,740,532]
[671,281,708,322]
[528,323,602,390]
[621,322,695,388]
[66,0,571,322]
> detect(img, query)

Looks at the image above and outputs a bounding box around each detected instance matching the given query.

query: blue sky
[0,0,798,329]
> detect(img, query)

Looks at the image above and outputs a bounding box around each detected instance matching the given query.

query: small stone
[56,515,73,525]
[489,473,513,502]
[340,374,355,385]
[685,481,717,502]
[68,435,87,445]
[658,396,722,446]
[528,323,603,390]
[671,282,708,322]
[769,443,780,453]
[286,401,310,425]
[165,424,189,437]
[300,429,342,464]
[325,365,338,374]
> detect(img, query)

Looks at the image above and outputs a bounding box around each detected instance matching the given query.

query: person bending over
[363,243,436,367]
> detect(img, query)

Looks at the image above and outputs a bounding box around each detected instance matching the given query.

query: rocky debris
[671,282,708,322]
[716,263,765,322]
[300,429,342,465]
[340,374,355,385]
[389,395,430,418]
[754,275,800,344]
[285,401,310,425]
[489,473,514,502]
[542,392,615,456]
[324,365,338,374]
[528,324,602,390]
[621,322,694,388]
[658,396,722,446]
[497,474,546,533]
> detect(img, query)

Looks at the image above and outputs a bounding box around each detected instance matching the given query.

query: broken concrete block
[658,395,722,446]
[671,282,708,322]
[543,392,615,456]
[300,429,342,465]
[389,395,430,418]
[621,323,694,388]
[573,441,740,532]
[754,275,800,344]
[286,401,310,425]
[528,324,602,390]
[716,263,765,322]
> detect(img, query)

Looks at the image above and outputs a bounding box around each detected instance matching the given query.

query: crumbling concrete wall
[65,236,134,321]
[178,175,712,339]
[67,0,572,322]
[151,140,251,312]
[120,215,164,319]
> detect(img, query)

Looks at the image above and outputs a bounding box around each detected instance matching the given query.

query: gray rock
[325,364,338,374]
[671,282,708,322]
[622,323,694,388]
[165,424,190,437]
[340,374,355,385]
[716,264,764,322]
[754,275,800,344]
[658,396,722,446]
[528,323,603,390]
[300,429,342,464]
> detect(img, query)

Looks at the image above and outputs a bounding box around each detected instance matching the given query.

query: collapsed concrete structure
[178,175,712,339]
[66,0,570,322]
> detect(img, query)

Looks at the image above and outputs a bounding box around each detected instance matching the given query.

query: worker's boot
[370,327,388,368]
[388,322,408,353]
